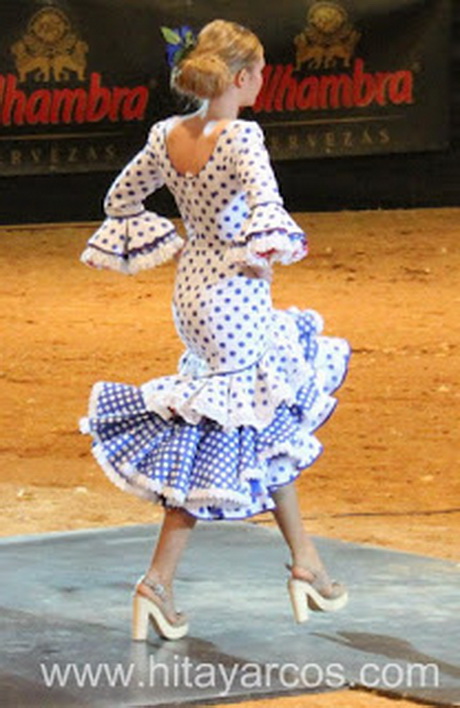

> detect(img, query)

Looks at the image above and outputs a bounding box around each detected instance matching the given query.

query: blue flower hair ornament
[161,25,197,69]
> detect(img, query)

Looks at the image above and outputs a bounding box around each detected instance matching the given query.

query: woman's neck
[198,91,240,123]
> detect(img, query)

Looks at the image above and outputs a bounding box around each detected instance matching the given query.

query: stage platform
[0,523,458,707]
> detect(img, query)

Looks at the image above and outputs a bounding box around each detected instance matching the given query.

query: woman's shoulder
[229,118,264,136]
[147,116,190,150]
[224,119,265,152]
[147,118,170,144]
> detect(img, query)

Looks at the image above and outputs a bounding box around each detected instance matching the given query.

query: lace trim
[225,230,307,269]
[81,234,184,274]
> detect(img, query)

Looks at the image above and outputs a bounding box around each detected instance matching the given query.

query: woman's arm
[81,124,184,274]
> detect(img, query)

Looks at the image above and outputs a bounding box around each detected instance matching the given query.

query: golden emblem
[11,7,88,83]
[294,1,361,70]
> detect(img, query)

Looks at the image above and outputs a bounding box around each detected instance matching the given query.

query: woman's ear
[234,67,248,88]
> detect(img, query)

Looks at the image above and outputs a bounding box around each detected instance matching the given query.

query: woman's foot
[286,563,348,622]
[287,563,347,600]
[136,574,186,625]
[287,530,346,596]
[132,573,188,641]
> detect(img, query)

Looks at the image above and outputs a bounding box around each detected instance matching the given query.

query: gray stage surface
[1,523,459,707]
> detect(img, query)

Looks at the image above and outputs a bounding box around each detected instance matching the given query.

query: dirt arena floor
[1,207,459,708]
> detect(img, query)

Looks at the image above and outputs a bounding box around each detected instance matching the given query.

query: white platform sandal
[132,575,189,641]
[286,563,348,623]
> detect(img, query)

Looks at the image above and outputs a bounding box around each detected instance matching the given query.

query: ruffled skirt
[80,307,350,520]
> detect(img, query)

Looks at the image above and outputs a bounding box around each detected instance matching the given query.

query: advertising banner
[0,0,452,174]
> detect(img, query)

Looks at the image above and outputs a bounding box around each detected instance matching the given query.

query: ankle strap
[139,575,167,601]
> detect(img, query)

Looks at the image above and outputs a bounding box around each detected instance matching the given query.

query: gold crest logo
[11,7,88,83]
[294,1,361,70]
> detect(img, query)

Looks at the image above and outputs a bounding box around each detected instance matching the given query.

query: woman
[80,19,350,641]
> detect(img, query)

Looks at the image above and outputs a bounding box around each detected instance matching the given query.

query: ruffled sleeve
[81,123,184,275]
[226,121,307,269]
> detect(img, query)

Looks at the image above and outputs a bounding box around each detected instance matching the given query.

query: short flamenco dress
[80,119,350,521]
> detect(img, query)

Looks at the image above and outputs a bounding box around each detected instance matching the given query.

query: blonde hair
[171,20,263,100]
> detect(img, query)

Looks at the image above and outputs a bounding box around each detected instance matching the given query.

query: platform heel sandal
[132,576,189,641]
[286,564,348,623]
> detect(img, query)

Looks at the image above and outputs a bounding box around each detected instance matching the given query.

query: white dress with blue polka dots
[80,118,350,521]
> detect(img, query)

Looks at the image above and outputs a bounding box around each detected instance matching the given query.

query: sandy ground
[1,207,459,708]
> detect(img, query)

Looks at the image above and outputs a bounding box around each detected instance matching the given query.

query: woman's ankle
[295,534,328,570]
[143,567,173,590]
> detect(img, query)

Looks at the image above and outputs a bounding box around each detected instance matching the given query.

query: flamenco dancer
[80,19,351,641]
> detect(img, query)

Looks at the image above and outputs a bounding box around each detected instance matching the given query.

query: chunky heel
[288,578,310,623]
[132,594,150,641]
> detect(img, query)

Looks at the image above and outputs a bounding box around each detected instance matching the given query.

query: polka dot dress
[80,119,351,520]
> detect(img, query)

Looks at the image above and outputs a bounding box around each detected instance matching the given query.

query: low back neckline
[163,118,238,179]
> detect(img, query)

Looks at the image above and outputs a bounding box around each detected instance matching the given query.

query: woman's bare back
[165,116,232,176]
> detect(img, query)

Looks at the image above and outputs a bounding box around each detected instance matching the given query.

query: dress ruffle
[80,308,350,521]
[142,309,343,431]
[224,203,307,268]
[80,211,184,274]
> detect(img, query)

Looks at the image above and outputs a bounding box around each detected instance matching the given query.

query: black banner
[0,0,452,174]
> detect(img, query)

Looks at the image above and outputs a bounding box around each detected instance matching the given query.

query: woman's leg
[272,480,347,616]
[146,507,197,585]
[139,507,197,622]
[271,481,328,577]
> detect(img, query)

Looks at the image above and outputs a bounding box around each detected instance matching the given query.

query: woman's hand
[241,262,273,282]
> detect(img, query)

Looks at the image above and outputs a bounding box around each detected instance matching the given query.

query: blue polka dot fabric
[80,119,351,520]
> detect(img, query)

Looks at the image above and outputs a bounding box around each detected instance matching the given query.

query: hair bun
[172,52,232,100]
[170,20,263,101]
